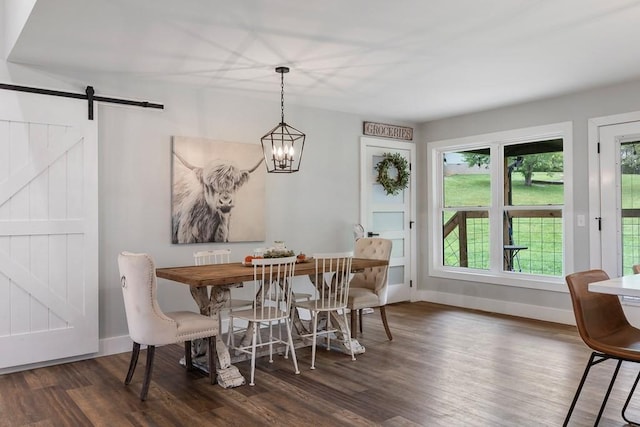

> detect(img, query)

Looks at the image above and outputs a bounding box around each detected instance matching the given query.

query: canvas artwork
[171,136,266,244]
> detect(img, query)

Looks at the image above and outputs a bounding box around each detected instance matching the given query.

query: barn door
[0,90,98,370]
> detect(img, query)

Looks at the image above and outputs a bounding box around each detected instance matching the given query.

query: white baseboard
[100,334,134,356]
[414,290,576,325]
[0,334,134,375]
[1,297,578,375]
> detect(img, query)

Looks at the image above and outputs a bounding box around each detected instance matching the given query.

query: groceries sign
[363,121,413,141]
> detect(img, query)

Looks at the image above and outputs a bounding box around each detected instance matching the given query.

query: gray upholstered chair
[347,238,393,340]
[118,252,218,400]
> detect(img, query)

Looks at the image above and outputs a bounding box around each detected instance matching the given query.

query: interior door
[360,136,415,303]
[598,120,640,277]
[0,89,98,371]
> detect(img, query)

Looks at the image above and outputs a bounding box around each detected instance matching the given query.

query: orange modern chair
[564,269,640,426]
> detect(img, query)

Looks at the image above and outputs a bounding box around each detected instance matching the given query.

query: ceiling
[7,0,640,122]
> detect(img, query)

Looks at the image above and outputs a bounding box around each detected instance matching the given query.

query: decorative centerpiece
[262,241,294,258]
[244,241,308,264]
[263,248,295,258]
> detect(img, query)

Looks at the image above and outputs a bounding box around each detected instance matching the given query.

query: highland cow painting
[171,136,266,243]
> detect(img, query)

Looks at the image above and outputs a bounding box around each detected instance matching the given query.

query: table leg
[290,303,307,336]
[327,311,366,355]
[295,274,366,355]
[189,285,246,388]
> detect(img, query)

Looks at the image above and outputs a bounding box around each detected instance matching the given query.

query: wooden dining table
[156,257,388,388]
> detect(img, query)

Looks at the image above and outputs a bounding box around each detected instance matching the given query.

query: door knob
[367,232,380,237]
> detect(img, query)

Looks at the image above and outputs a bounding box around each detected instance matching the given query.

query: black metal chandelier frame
[260,66,305,173]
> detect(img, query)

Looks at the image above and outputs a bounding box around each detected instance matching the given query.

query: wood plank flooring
[2,302,640,426]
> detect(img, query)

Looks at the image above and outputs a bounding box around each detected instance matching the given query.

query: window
[428,122,573,289]
[621,140,640,275]
[442,148,490,270]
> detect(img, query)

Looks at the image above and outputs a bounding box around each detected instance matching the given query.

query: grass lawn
[445,173,563,207]
[444,172,640,275]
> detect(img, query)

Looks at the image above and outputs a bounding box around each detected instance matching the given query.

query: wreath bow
[375,152,410,195]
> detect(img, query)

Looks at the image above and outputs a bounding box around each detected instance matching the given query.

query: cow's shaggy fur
[172,154,262,243]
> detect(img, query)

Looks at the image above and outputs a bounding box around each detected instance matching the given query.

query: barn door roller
[0,83,163,120]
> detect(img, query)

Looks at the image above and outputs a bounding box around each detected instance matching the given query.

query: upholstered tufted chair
[347,238,393,340]
[118,252,218,400]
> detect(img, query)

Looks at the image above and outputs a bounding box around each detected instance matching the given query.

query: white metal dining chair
[118,252,218,400]
[295,252,356,369]
[227,256,300,386]
[193,249,253,340]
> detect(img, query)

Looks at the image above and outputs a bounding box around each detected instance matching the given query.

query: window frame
[427,122,574,292]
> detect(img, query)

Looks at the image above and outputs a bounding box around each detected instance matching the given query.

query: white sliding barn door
[0,90,98,370]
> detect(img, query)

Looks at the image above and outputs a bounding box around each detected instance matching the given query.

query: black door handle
[367,232,380,237]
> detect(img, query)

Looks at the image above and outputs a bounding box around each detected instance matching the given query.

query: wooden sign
[363,121,413,141]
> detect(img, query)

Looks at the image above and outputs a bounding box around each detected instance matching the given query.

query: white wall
[0,10,418,349]
[97,82,418,341]
[3,0,35,55]
[418,79,640,324]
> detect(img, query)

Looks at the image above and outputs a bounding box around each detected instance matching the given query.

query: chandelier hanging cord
[276,66,289,125]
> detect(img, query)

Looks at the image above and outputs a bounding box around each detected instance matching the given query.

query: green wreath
[375,152,410,195]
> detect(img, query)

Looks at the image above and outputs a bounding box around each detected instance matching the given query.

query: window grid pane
[510,216,563,275]
[620,142,640,276]
[622,217,640,275]
[443,151,490,207]
[443,211,489,270]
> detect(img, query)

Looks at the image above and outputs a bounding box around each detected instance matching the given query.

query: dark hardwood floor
[2,302,640,426]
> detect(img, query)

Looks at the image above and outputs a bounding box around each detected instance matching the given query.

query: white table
[589,274,640,297]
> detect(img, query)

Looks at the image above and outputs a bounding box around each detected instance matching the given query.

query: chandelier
[260,66,306,173]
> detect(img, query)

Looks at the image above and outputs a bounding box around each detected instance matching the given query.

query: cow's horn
[247,158,264,173]
[174,151,197,170]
